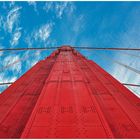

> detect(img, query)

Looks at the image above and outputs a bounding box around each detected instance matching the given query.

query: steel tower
[0,46,140,138]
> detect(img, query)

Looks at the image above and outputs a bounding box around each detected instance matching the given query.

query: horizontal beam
[0,47,140,52]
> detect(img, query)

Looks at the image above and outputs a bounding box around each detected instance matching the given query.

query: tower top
[59,45,73,51]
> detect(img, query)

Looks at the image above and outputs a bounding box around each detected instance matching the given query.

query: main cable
[0,47,58,52]
[75,47,140,51]
[1,46,140,52]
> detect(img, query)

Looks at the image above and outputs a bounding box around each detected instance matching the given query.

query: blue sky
[0,1,140,97]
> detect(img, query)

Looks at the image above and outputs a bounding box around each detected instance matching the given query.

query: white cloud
[43,2,53,13]
[58,13,85,46]
[25,22,55,48]
[24,50,42,72]
[0,6,22,47]
[0,70,17,94]
[28,1,36,6]
[25,35,33,48]
[111,55,140,97]
[10,28,22,46]
[9,1,15,8]
[34,23,53,42]
[0,76,17,83]
[6,6,22,33]
[3,55,22,73]
[55,2,68,19]
[8,76,17,82]
[43,2,75,19]
[0,53,21,93]
[0,72,17,94]
[110,20,140,97]
[0,52,3,57]
[0,16,3,31]
[5,6,22,47]
[72,15,84,33]
[27,1,38,13]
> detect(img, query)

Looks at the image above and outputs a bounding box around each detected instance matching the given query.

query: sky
[0,1,140,97]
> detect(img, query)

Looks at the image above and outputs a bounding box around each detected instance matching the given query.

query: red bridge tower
[0,46,140,138]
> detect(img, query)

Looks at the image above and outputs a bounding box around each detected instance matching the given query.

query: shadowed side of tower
[0,46,140,138]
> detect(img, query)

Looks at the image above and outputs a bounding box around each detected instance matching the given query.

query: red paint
[0,46,140,138]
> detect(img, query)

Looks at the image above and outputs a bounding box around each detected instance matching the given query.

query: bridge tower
[0,46,140,138]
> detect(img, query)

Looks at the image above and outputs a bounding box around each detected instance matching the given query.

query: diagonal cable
[91,51,140,75]
[0,50,43,73]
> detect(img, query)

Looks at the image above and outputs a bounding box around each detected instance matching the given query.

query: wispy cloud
[55,2,69,19]
[0,75,17,83]
[43,2,75,19]
[57,13,85,46]
[34,23,53,42]
[10,28,22,46]
[0,53,21,93]
[26,51,42,69]
[0,6,22,47]
[43,2,53,13]
[0,16,3,31]
[2,54,22,73]
[111,57,140,97]
[27,1,38,14]
[0,71,17,93]
[25,22,54,48]
[72,15,85,33]
[110,10,140,97]
[5,6,22,33]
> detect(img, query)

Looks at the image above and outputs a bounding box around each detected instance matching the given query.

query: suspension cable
[102,50,140,59]
[117,51,140,58]
[0,49,27,58]
[0,50,44,89]
[122,83,140,87]
[1,47,140,52]
[0,47,58,52]
[75,47,140,51]
[91,51,140,75]
[0,82,13,85]
[1,47,140,88]
[0,50,43,73]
